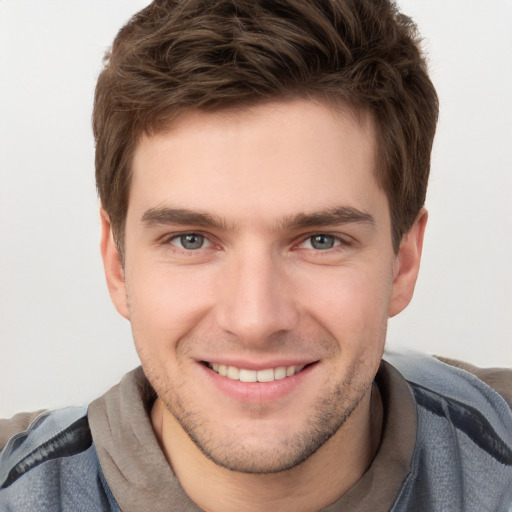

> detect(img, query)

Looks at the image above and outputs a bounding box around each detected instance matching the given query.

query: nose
[214,245,300,346]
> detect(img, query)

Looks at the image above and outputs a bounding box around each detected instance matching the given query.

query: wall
[1,0,511,417]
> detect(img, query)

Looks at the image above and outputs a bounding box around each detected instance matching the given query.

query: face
[102,99,424,474]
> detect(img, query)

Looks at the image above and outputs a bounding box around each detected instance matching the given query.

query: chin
[162,378,369,474]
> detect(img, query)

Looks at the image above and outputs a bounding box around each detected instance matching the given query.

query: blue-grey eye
[310,234,336,250]
[179,233,205,250]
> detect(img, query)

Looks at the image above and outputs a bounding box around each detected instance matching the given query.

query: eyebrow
[282,206,375,230]
[141,205,374,231]
[141,207,228,229]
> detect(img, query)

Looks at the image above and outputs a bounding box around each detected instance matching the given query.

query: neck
[151,384,382,512]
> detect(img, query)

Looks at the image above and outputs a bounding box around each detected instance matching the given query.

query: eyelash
[166,232,214,251]
[297,233,349,251]
[162,231,352,253]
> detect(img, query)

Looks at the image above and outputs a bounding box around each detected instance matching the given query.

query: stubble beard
[154,366,373,474]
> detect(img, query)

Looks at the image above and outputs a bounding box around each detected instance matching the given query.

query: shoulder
[385,351,512,456]
[0,410,46,451]
[384,351,512,511]
[384,351,512,416]
[0,407,119,511]
[0,407,91,488]
[434,355,512,407]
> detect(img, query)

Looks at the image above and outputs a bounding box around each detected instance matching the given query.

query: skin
[101,99,426,511]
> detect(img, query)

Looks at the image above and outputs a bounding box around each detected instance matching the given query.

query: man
[1,0,511,510]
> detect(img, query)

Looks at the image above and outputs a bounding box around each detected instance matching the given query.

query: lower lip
[199,363,317,403]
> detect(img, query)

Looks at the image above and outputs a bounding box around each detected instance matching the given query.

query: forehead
[128,99,384,226]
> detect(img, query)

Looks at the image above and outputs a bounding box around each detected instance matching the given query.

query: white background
[1,1,511,417]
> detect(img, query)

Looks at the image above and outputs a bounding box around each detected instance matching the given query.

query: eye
[170,233,210,250]
[305,234,339,250]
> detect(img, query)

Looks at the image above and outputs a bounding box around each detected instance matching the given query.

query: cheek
[299,266,392,344]
[125,264,216,348]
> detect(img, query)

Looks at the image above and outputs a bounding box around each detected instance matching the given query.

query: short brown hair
[94,0,438,255]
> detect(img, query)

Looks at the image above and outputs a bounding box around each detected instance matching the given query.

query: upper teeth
[209,363,305,383]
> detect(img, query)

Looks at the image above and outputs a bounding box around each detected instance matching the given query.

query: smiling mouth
[206,362,308,383]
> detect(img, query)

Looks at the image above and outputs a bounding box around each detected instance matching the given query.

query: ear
[388,208,428,318]
[100,209,130,320]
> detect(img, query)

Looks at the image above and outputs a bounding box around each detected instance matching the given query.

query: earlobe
[100,209,130,320]
[388,209,428,318]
